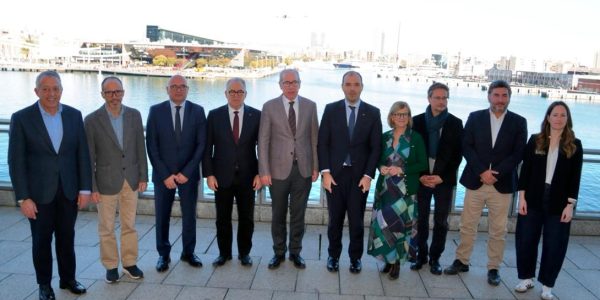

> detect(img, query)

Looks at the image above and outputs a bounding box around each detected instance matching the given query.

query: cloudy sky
[2,0,599,64]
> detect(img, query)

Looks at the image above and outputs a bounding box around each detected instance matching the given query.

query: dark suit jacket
[518,135,583,215]
[412,112,463,186]
[460,109,527,193]
[9,102,92,204]
[84,105,148,195]
[146,100,206,183]
[203,105,260,187]
[318,99,382,179]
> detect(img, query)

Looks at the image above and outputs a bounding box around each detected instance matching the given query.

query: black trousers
[214,173,255,257]
[154,180,198,257]
[415,183,453,262]
[269,163,311,256]
[326,166,368,260]
[515,185,571,287]
[29,185,78,284]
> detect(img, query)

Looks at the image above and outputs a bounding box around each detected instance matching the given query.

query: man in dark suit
[411,82,463,275]
[258,69,319,270]
[84,76,148,283]
[9,70,91,299]
[146,75,207,272]
[443,80,527,286]
[203,78,261,267]
[318,71,382,273]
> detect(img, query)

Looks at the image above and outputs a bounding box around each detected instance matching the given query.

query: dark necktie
[233,111,240,144]
[175,105,182,145]
[288,101,296,136]
[345,106,356,165]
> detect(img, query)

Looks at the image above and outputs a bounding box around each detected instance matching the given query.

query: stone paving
[1,206,600,300]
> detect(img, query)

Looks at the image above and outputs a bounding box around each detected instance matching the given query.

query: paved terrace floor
[1,206,600,300]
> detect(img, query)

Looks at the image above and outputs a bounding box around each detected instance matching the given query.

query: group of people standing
[8,69,582,300]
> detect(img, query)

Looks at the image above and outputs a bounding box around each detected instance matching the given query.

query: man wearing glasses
[146,75,207,272]
[258,69,319,269]
[203,78,261,267]
[84,76,148,283]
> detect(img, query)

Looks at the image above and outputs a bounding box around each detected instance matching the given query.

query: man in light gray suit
[84,77,148,283]
[258,69,319,269]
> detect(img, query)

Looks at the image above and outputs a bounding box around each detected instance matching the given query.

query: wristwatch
[17,199,24,205]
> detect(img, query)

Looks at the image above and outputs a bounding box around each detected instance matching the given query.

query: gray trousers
[269,163,312,256]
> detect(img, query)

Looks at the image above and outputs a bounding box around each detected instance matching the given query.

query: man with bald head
[84,76,148,283]
[146,75,207,272]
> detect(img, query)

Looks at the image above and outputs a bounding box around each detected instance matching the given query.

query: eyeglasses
[281,80,300,87]
[102,90,124,97]
[392,112,410,118]
[169,84,189,91]
[228,90,246,96]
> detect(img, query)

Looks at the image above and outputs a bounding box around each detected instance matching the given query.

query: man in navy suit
[203,78,261,267]
[9,70,92,299]
[443,80,527,286]
[318,71,382,273]
[146,75,207,272]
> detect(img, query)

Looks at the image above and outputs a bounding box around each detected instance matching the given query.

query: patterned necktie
[233,111,239,144]
[175,105,182,145]
[288,101,296,136]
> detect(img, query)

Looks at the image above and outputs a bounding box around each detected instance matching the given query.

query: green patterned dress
[367,130,418,264]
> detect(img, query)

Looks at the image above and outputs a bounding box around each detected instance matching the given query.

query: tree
[153,55,168,66]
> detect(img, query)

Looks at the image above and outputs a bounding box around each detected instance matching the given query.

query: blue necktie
[345,106,356,165]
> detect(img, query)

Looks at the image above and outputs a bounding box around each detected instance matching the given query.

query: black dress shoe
[349,259,362,274]
[181,253,203,267]
[39,284,55,300]
[381,263,392,273]
[239,255,253,266]
[388,262,400,280]
[443,259,469,275]
[212,255,232,267]
[268,255,284,269]
[156,255,171,272]
[59,280,86,295]
[429,260,442,275]
[410,260,425,271]
[327,256,339,272]
[289,254,306,269]
[487,269,501,286]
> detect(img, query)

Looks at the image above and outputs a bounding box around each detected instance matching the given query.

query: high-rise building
[593,50,600,69]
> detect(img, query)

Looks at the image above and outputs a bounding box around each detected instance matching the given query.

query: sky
[2,0,599,65]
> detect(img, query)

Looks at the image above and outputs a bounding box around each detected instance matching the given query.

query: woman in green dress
[367,101,428,280]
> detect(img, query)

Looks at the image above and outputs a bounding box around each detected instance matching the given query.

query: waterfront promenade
[1,206,600,300]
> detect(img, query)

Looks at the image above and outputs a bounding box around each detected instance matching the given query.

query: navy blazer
[412,112,464,186]
[460,109,527,193]
[318,99,382,178]
[202,104,260,188]
[518,135,583,215]
[9,102,92,204]
[146,100,206,183]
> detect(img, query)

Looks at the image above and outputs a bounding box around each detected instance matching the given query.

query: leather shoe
[239,255,253,266]
[349,259,362,274]
[381,263,392,273]
[268,255,284,269]
[487,269,501,286]
[327,256,339,272]
[212,255,232,267]
[180,253,203,267]
[39,284,55,300]
[59,280,86,295]
[429,260,442,275]
[443,259,469,275]
[156,255,171,272]
[388,262,400,280]
[410,260,426,271]
[289,254,306,269]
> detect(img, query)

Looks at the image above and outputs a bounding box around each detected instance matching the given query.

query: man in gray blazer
[84,77,148,283]
[258,69,319,269]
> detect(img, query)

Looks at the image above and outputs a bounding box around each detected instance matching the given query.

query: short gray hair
[279,69,300,83]
[36,70,62,89]
[225,77,246,91]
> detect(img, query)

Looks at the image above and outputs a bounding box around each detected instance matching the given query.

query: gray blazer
[258,95,318,180]
[84,105,148,195]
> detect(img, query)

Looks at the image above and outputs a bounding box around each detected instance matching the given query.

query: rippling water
[0,69,598,211]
